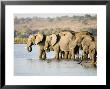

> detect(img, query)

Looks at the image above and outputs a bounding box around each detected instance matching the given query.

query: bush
[14,38,28,44]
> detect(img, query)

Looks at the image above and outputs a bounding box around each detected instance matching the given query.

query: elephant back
[59,31,73,51]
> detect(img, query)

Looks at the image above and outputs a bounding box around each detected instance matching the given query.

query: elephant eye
[50,37,52,39]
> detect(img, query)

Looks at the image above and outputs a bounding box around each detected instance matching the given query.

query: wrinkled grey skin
[58,31,95,61]
[81,36,97,64]
[27,33,46,60]
[59,31,79,60]
[69,32,97,64]
[68,32,92,60]
[44,34,61,59]
[59,31,72,59]
[45,31,80,60]
[27,31,97,64]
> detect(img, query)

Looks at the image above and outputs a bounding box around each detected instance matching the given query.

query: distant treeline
[14,14,96,24]
[14,14,97,44]
[14,27,97,37]
[14,28,97,44]
[14,38,28,44]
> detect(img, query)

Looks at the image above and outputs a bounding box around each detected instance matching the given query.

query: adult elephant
[44,34,61,59]
[26,32,46,60]
[69,31,91,60]
[81,35,97,64]
[60,31,92,60]
[59,31,75,59]
[44,31,74,60]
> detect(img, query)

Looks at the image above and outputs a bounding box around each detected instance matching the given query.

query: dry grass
[15,18,97,32]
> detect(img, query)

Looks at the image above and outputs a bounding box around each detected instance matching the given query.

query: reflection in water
[14,44,97,76]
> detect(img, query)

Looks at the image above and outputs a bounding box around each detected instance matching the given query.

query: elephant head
[44,34,61,59]
[27,35,35,52]
[35,32,44,44]
[74,31,92,45]
[44,34,57,51]
[26,32,44,52]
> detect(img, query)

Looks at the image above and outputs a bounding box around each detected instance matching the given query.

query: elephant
[56,31,91,60]
[66,31,93,60]
[58,31,74,59]
[44,31,76,60]
[26,32,46,60]
[81,36,97,64]
[26,31,96,63]
[44,34,61,59]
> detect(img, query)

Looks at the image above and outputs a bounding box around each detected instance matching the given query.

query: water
[14,44,97,76]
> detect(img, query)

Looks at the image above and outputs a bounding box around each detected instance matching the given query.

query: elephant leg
[78,49,87,64]
[92,50,97,64]
[94,55,97,64]
[59,51,62,59]
[39,50,43,59]
[90,55,94,64]
[76,55,79,60]
[90,54,96,64]
[77,55,83,64]
[61,52,65,59]
[68,52,71,60]
[89,51,94,64]
[55,52,59,59]
[82,53,88,61]
[71,49,75,60]
[64,51,68,59]
[39,46,45,60]
[42,50,46,60]
[53,45,60,60]
[76,50,79,60]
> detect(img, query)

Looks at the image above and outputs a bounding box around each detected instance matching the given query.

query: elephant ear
[35,33,43,44]
[27,35,35,46]
[51,34,57,46]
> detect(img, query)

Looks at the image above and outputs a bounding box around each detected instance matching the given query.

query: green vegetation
[14,38,28,44]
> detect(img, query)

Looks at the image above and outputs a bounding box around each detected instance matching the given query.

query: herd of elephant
[26,30,97,65]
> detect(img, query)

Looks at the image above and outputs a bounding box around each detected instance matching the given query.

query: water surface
[14,44,97,76]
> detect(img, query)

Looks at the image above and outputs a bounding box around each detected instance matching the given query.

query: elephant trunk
[27,46,32,52]
[44,42,50,52]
